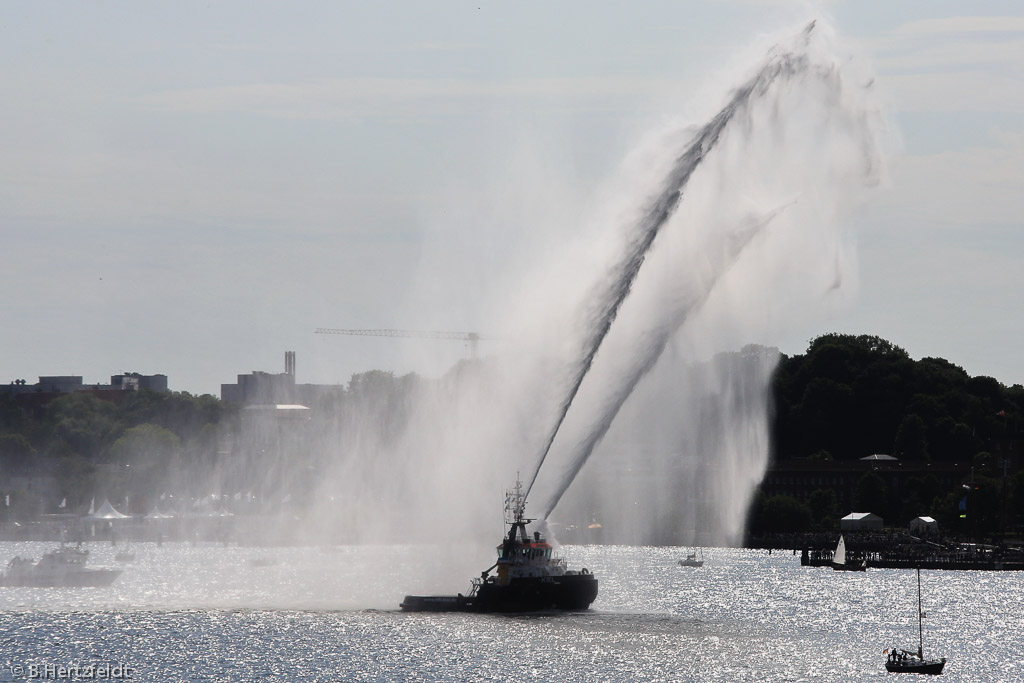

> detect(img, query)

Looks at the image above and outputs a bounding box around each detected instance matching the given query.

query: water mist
[527,21,885,546]
[195,19,886,596]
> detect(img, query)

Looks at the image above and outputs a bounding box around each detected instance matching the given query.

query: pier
[756,531,1024,571]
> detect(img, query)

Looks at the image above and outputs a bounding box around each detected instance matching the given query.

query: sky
[2,1,1023,396]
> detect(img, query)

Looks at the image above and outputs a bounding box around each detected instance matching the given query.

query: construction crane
[314,328,490,358]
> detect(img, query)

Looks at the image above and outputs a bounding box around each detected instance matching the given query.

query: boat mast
[503,475,531,544]
[917,567,924,660]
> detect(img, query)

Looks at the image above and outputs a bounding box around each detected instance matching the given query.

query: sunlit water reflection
[1,542,1021,681]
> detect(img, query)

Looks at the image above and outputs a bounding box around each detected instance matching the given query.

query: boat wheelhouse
[401,478,597,613]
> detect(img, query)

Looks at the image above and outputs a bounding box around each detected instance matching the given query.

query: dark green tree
[0,393,29,435]
[44,394,119,459]
[894,414,929,460]
[107,423,182,505]
[807,488,839,529]
[902,475,941,523]
[0,433,36,468]
[852,471,888,517]
[748,494,813,534]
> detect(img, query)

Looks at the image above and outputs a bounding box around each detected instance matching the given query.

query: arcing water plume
[181,18,885,566]
[523,21,883,528]
[532,208,784,520]
[525,20,884,543]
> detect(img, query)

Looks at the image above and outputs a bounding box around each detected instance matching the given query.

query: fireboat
[400,479,598,613]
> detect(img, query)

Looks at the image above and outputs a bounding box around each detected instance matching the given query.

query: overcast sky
[3,1,1023,396]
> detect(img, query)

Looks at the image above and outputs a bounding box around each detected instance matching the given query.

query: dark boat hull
[399,594,477,612]
[831,561,866,571]
[885,658,946,675]
[401,573,598,613]
[0,569,122,588]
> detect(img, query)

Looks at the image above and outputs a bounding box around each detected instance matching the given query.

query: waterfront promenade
[749,530,1024,570]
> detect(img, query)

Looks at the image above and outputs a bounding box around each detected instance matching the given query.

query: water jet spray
[523,22,828,503]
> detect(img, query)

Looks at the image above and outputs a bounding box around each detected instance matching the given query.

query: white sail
[834,535,847,565]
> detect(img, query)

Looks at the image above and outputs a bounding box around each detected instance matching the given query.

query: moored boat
[678,548,704,568]
[401,479,598,613]
[0,545,122,587]
[884,568,946,675]
[885,649,946,676]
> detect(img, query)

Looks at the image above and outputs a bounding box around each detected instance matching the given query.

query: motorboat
[678,548,704,567]
[0,545,122,587]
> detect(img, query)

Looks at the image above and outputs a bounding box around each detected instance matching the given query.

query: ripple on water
[1,544,1022,682]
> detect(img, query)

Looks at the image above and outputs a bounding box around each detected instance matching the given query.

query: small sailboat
[885,568,946,675]
[678,548,704,568]
[831,534,866,571]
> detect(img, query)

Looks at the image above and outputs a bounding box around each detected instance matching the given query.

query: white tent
[909,516,938,534]
[840,511,883,531]
[145,506,174,520]
[860,453,898,462]
[84,499,130,520]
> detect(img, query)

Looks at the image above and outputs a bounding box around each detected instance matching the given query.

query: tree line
[751,333,1024,538]
[0,369,417,518]
[2,335,1022,537]
[0,389,226,516]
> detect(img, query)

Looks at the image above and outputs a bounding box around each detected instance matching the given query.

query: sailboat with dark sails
[885,568,946,675]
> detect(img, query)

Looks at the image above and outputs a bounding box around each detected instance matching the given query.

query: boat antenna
[505,475,528,525]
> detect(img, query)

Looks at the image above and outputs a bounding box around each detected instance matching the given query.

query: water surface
[1,543,1019,681]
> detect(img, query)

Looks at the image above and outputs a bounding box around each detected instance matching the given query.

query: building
[220,351,344,406]
[2,373,168,397]
[759,455,974,512]
[111,372,168,393]
[1,372,170,416]
[240,404,312,432]
[221,352,298,405]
